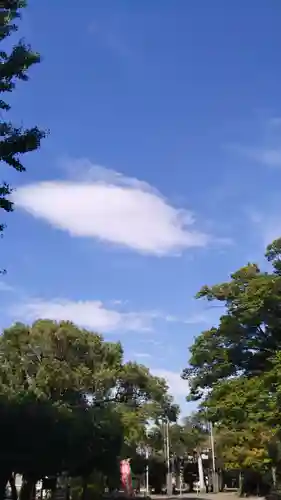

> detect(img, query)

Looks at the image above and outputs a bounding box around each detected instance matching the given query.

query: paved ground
[151,493,262,500]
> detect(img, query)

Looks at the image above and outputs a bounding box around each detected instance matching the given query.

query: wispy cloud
[248,209,281,248]
[267,117,281,128]
[250,148,281,167]
[184,311,219,325]
[0,281,14,293]
[9,296,206,334]
[11,298,154,333]
[110,299,129,306]
[88,22,131,59]
[228,144,281,168]
[156,309,221,327]
[132,352,152,359]
[13,159,213,257]
[144,338,163,347]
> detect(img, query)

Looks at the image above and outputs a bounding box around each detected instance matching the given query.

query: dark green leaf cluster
[0,0,45,237]
[183,240,281,400]
[182,238,281,473]
[0,319,175,492]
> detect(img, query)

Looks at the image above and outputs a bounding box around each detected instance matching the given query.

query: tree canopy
[0,320,175,499]
[183,237,281,476]
[184,238,281,399]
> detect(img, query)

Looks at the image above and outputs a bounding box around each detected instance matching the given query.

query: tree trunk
[0,471,11,500]
[50,483,56,500]
[81,476,89,500]
[212,471,219,494]
[19,477,35,500]
[238,471,245,498]
[272,466,277,488]
[9,474,18,500]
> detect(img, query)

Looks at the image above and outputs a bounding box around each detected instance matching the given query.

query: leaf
[0,0,45,261]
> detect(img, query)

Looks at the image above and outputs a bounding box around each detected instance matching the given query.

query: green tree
[0,320,124,499]
[183,238,281,400]
[0,320,174,499]
[182,238,281,482]
[147,414,207,458]
[213,423,273,472]
[0,398,123,500]
[199,368,281,485]
[0,1,45,236]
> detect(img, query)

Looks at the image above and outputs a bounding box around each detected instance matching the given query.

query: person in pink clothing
[120,459,133,496]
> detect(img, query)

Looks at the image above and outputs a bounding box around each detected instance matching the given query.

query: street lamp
[164,417,172,496]
[142,429,151,496]
[209,421,218,493]
[145,445,149,496]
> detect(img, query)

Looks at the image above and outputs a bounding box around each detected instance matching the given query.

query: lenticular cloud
[13,162,210,256]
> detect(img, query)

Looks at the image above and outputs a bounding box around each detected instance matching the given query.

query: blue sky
[1,0,281,414]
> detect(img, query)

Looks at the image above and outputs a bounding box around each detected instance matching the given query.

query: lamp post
[179,457,183,497]
[143,429,151,497]
[209,421,218,493]
[165,417,173,496]
[145,445,149,496]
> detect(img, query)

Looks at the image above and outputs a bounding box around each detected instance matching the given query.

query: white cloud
[132,352,152,359]
[110,299,129,306]
[153,309,221,327]
[151,369,189,398]
[13,160,210,256]
[10,297,193,334]
[88,22,132,59]
[263,222,281,245]
[184,313,209,324]
[144,339,162,347]
[253,148,281,167]
[230,144,281,168]
[0,281,14,293]
[12,298,155,333]
[184,310,222,326]
[249,210,281,247]
[268,117,281,128]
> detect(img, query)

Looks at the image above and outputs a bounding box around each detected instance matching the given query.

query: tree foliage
[0,320,174,498]
[146,413,208,466]
[213,423,274,471]
[184,237,281,399]
[183,238,281,475]
[0,1,45,234]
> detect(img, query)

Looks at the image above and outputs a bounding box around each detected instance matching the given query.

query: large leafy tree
[0,320,173,499]
[199,368,281,481]
[214,423,274,472]
[147,414,208,458]
[0,320,123,498]
[0,1,45,235]
[183,238,281,400]
[0,398,123,500]
[183,238,281,478]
